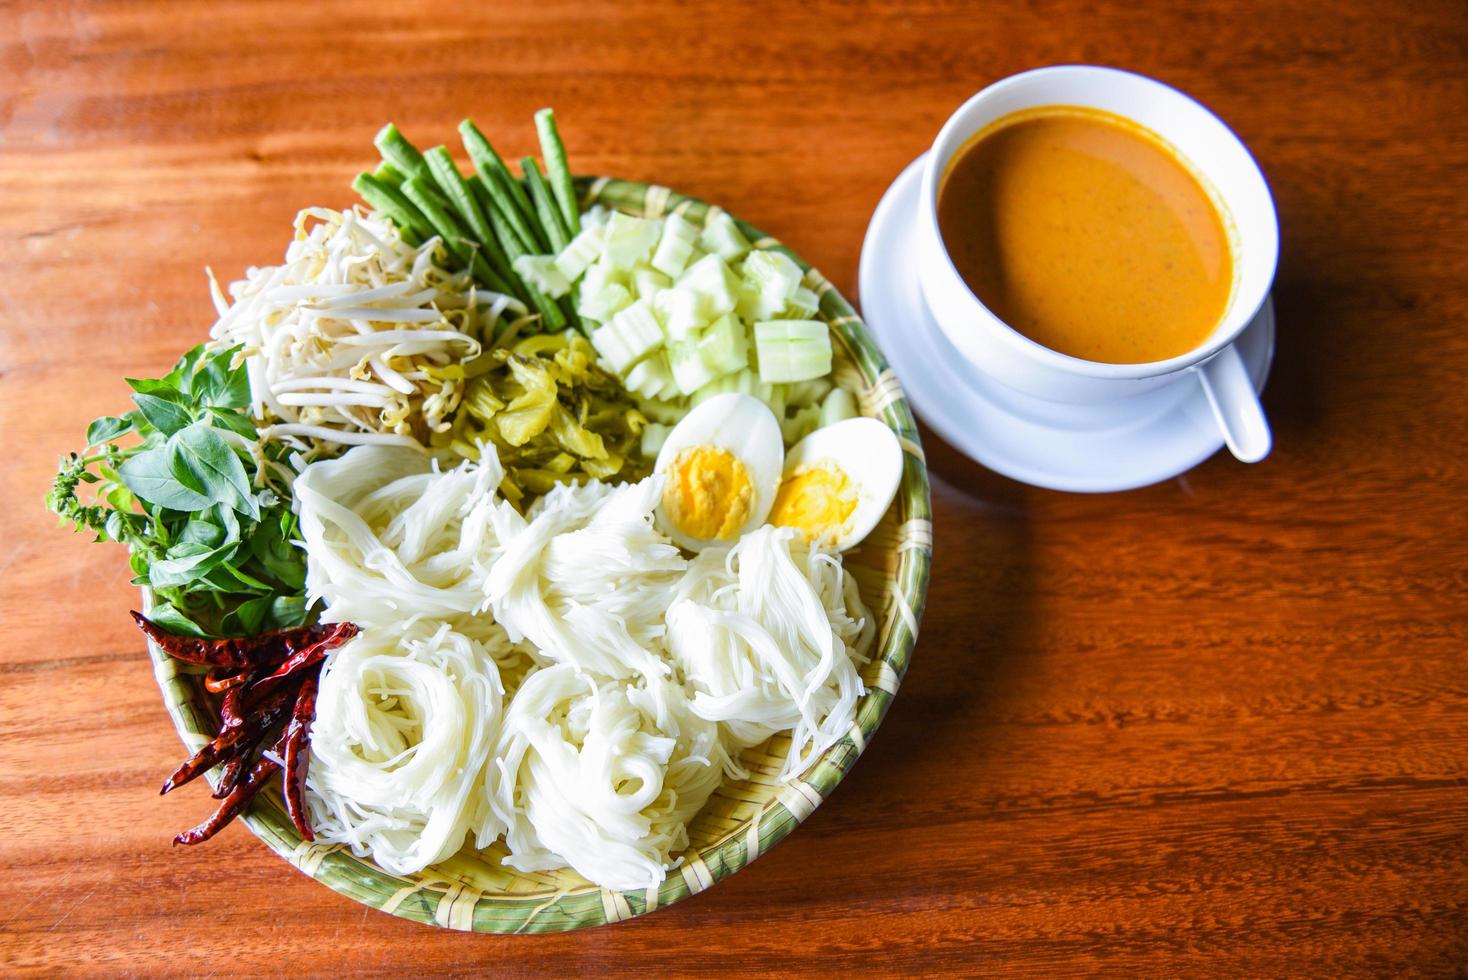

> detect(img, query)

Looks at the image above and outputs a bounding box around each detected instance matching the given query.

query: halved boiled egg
[769,416,903,551]
[653,393,784,552]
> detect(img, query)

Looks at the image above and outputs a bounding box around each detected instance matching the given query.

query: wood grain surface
[3,0,1466,975]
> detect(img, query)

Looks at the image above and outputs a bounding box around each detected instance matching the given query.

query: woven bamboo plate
[145,176,932,933]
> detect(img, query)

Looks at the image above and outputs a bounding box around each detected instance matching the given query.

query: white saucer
[857,153,1276,493]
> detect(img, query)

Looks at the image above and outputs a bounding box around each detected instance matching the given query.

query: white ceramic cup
[916,65,1278,463]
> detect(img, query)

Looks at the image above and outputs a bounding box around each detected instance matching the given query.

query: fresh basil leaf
[194,347,251,409]
[164,345,208,397]
[132,393,194,436]
[125,376,182,399]
[86,415,133,446]
[141,601,208,638]
[207,407,259,439]
[246,510,307,589]
[210,559,273,591]
[102,481,137,511]
[167,423,257,519]
[149,543,231,589]
[219,594,276,635]
[264,595,310,630]
[117,447,212,512]
[175,513,226,550]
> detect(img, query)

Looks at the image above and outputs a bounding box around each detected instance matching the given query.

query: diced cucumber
[668,341,721,395]
[641,422,672,458]
[512,254,572,299]
[578,280,632,323]
[785,377,833,408]
[590,298,663,372]
[555,225,606,282]
[655,285,707,342]
[782,285,820,320]
[690,373,738,405]
[582,260,627,296]
[819,386,858,427]
[651,212,699,278]
[677,254,739,318]
[696,313,749,378]
[624,353,674,399]
[743,249,802,302]
[636,397,684,425]
[782,403,822,444]
[754,319,833,383]
[700,208,751,260]
[602,211,662,269]
[632,265,671,300]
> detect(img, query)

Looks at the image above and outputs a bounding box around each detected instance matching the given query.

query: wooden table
[3,0,1465,974]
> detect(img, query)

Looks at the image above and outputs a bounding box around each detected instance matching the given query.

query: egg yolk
[769,462,858,545]
[663,446,754,542]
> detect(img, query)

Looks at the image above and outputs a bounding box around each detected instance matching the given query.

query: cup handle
[1196,344,1271,463]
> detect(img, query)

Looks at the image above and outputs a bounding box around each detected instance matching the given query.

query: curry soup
[937,106,1233,364]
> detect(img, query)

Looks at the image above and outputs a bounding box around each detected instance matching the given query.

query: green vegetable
[700,209,752,260]
[651,212,699,278]
[361,115,594,333]
[401,176,549,321]
[47,345,309,638]
[513,254,572,299]
[754,320,833,383]
[458,121,547,256]
[590,299,663,372]
[424,146,499,256]
[520,157,571,253]
[555,225,605,283]
[450,332,648,504]
[533,108,581,235]
[374,123,432,183]
[351,172,431,246]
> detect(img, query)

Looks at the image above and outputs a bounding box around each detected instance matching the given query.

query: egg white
[653,393,784,552]
[777,416,903,551]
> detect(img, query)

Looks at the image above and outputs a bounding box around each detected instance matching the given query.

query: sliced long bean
[400,177,522,300]
[458,120,547,254]
[456,177,565,330]
[374,123,431,183]
[521,157,571,252]
[458,176,534,305]
[352,173,431,245]
[424,146,497,249]
[407,176,561,328]
[534,108,580,234]
[421,148,534,302]
[373,162,406,185]
[462,121,543,237]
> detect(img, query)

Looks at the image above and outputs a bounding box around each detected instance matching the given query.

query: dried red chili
[203,671,251,695]
[137,614,360,847]
[282,673,320,842]
[130,612,349,670]
[160,685,296,795]
[246,622,358,700]
[173,751,282,847]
